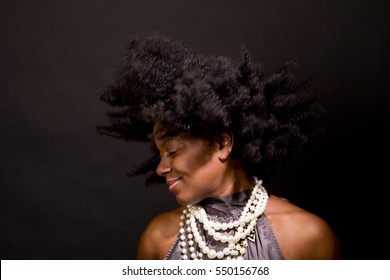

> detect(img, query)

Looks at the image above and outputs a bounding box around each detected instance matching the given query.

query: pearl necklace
[179,177,268,260]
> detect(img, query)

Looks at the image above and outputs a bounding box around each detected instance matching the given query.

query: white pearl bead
[179,177,268,261]
[207,249,217,259]
[202,247,209,254]
[223,247,230,255]
[216,251,224,259]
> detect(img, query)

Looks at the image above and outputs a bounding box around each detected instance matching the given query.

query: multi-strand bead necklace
[179,177,269,260]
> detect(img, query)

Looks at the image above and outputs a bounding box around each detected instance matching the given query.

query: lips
[166,178,181,192]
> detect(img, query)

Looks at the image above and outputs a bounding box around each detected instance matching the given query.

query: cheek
[186,150,215,173]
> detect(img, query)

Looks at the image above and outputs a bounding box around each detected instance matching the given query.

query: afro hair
[97,32,325,186]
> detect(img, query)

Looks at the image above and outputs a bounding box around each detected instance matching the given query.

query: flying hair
[97,32,325,187]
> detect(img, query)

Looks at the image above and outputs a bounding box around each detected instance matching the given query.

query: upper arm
[302,215,341,259]
[136,208,182,260]
[266,196,341,260]
[136,218,160,260]
[287,213,341,260]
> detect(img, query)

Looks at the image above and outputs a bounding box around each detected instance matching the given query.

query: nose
[156,157,171,177]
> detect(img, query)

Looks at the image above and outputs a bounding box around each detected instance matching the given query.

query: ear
[217,132,233,163]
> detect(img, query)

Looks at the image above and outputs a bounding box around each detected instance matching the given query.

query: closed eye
[167,149,181,157]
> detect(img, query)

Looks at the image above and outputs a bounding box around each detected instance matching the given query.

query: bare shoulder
[136,207,183,260]
[265,195,341,260]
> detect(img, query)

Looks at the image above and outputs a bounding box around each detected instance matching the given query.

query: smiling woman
[97,32,341,260]
[154,124,250,206]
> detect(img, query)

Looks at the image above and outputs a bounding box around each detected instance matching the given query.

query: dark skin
[137,196,341,260]
[137,125,341,260]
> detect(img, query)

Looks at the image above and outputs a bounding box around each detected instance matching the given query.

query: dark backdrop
[1,0,389,260]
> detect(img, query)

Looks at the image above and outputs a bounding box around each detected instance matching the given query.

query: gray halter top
[164,190,284,260]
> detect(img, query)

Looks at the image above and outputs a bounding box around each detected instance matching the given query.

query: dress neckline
[198,189,252,206]
[197,189,253,218]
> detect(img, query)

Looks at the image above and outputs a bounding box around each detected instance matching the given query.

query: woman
[97,32,341,260]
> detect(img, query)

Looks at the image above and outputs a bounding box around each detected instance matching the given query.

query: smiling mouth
[166,178,181,192]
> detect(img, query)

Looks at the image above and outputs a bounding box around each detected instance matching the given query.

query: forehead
[153,123,216,145]
[153,123,214,147]
[153,123,170,141]
[153,123,186,144]
[153,122,187,140]
[153,123,164,137]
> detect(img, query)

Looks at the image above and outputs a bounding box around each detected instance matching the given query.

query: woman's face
[153,125,228,206]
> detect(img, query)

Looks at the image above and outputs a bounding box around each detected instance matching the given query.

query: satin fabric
[164,190,284,260]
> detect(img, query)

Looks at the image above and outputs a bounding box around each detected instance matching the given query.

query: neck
[212,160,254,197]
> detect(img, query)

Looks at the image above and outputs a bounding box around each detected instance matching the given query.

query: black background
[1,0,389,260]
